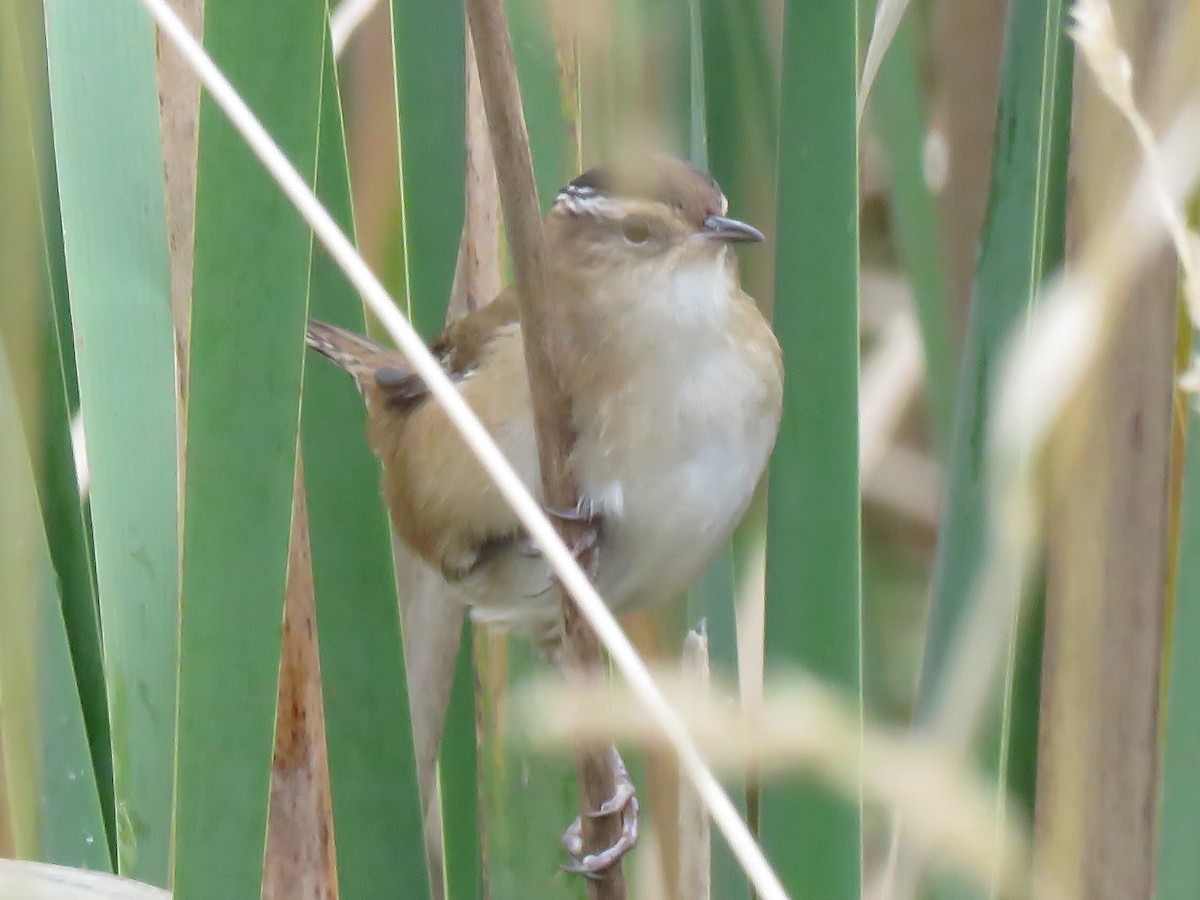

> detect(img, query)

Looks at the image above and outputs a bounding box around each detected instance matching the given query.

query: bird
[306,154,783,875]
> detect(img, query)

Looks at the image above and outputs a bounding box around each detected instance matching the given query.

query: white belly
[582,406,775,614]
[574,335,780,615]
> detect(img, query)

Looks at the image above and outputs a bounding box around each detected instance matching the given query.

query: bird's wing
[305,288,520,413]
[429,288,520,379]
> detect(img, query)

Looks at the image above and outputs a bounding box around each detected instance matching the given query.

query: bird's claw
[516,515,601,567]
[543,503,603,527]
[518,504,604,573]
[560,748,639,878]
[540,504,603,571]
[566,526,599,567]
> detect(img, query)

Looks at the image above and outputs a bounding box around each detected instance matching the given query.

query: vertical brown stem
[1034,3,1192,896]
[462,0,626,895]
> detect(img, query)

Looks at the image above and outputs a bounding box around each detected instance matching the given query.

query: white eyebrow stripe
[552,187,732,222]
[552,191,631,218]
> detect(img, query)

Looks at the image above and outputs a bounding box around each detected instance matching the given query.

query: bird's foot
[560,747,639,879]
[514,522,600,565]
[543,503,603,527]
[542,504,603,568]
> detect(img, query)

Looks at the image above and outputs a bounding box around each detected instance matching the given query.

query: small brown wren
[306,155,782,872]
[308,154,781,640]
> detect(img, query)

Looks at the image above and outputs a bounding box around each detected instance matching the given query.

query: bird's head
[545,155,763,293]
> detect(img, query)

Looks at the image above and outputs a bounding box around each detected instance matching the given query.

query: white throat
[619,249,737,338]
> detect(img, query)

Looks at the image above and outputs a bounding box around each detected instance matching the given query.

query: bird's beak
[702,214,764,243]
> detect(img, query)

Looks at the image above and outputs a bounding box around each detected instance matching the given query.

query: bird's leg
[560,745,639,879]
[544,502,631,877]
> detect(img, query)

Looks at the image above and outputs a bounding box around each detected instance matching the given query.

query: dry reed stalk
[461,0,626,895]
[1033,1,1200,896]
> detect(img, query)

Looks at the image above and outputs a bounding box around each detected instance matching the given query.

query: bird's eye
[620,216,651,245]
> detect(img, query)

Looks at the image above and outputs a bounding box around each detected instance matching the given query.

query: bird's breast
[571,325,781,611]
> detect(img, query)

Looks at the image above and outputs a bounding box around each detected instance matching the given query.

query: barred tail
[305,319,403,379]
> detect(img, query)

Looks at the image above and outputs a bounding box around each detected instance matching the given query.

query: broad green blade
[0,335,110,872]
[1159,328,1200,897]
[301,28,430,900]
[43,0,180,884]
[3,0,112,853]
[173,2,324,897]
[31,136,114,869]
[761,0,862,896]
[391,0,465,338]
[912,0,1072,853]
[390,1,478,894]
[644,0,696,159]
[867,16,955,459]
[696,3,781,893]
[507,0,570,205]
[701,0,778,253]
[685,0,707,169]
[478,637,583,900]
[917,0,1072,713]
[698,0,779,653]
[441,624,482,900]
[1160,414,1200,895]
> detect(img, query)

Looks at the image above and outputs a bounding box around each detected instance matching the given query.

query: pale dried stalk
[0,860,169,900]
[140,2,787,898]
[329,0,380,58]
[863,446,941,528]
[519,673,1029,897]
[1070,0,1200,385]
[859,307,925,482]
[858,0,913,123]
